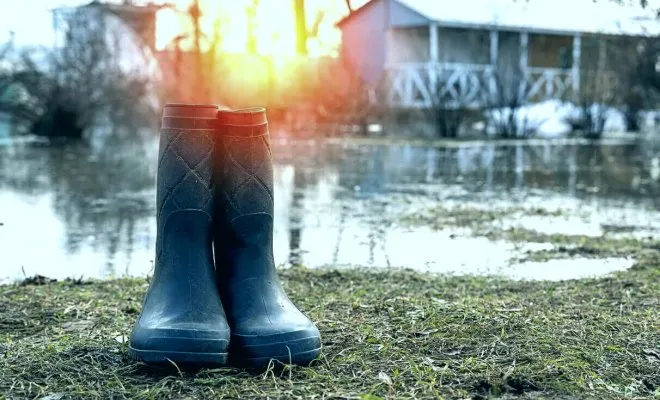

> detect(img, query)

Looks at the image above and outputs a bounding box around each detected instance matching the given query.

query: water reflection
[0,137,158,281]
[2,136,660,283]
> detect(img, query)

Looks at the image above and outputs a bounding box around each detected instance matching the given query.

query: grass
[1,260,659,399]
[1,205,658,399]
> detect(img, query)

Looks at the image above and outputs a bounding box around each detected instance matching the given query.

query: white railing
[525,67,574,101]
[385,63,576,108]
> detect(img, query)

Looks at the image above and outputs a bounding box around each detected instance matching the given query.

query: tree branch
[344,0,353,13]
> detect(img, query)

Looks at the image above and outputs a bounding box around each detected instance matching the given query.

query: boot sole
[241,347,322,368]
[231,334,322,368]
[130,325,230,366]
[129,346,229,365]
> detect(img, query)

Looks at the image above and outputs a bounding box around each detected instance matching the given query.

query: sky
[0,0,157,47]
[0,0,363,55]
[0,0,81,46]
[0,0,657,51]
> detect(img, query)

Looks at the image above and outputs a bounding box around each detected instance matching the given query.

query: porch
[385,25,583,108]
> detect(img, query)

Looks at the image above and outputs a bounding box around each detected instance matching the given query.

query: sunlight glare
[154,0,362,57]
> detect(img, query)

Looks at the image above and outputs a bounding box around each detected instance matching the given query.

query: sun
[154,0,356,57]
[253,1,297,56]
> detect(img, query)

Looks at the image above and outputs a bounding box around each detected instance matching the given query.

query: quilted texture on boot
[214,108,321,368]
[130,104,230,365]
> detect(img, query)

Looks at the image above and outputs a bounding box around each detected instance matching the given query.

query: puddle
[2,137,660,283]
[504,258,635,281]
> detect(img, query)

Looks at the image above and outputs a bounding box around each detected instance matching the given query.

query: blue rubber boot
[129,104,230,365]
[214,108,321,368]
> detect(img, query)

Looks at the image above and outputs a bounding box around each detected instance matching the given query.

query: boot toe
[130,323,230,365]
[230,319,321,368]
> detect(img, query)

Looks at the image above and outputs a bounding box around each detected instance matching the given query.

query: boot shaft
[214,108,273,220]
[212,108,322,368]
[213,108,275,281]
[130,104,231,365]
[156,104,217,259]
[147,103,225,320]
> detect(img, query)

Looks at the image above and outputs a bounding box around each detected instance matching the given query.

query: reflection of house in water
[272,141,660,270]
[338,0,659,108]
[334,145,437,195]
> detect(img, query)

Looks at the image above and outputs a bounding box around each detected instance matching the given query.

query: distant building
[48,2,162,118]
[54,1,161,51]
[50,1,161,80]
[337,0,660,108]
[95,2,160,51]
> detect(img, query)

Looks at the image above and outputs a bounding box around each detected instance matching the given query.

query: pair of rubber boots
[129,104,321,368]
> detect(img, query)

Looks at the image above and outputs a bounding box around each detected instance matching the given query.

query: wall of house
[580,35,641,72]
[437,27,490,64]
[529,34,574,69]
[387,26,491,65]
[577,35,643,101]
[387,26,429,63]
[388,0,430,27]
[342,0,650,107]
[496,31,521,73]
[340,0,388,86]
[109,8,157,51]
[386,27,639,73]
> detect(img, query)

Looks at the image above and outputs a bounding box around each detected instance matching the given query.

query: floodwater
[2,134,660,283]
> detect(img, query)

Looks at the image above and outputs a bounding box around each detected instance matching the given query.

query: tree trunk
[294,0,307,56]
[344,0,353,13]
[189,0,204,100]
[246,0,259,54]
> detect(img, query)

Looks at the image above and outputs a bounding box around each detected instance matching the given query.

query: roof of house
[339,0,660,36]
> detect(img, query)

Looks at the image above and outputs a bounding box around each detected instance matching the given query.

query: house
[96,2,160,51]
[337,0,660,108]
[50,1,161,90]
[53,1,161,51]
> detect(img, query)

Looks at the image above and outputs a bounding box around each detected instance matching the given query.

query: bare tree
[564,38,632,139]
[0,33,16,115]
[314,57,379,136]
[564,69,616,139]
[1,5,157,138]
[344,0,353,13]
[204,17,225,103]
[294,0,308,56]
[188,0,204,99]
[631,36,660,107]
[426,78,473,138]
[481,66,540,138]
[423,31,490,138]
[294,0,327,56]
[246,0,259,54]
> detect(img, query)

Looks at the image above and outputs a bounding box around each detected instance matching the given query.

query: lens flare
[154,0,366,57]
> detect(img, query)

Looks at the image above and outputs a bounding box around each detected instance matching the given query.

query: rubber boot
[214,108,321,368]
[129,104,230,365]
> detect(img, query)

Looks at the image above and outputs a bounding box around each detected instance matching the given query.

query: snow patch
[482,100,652,138]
